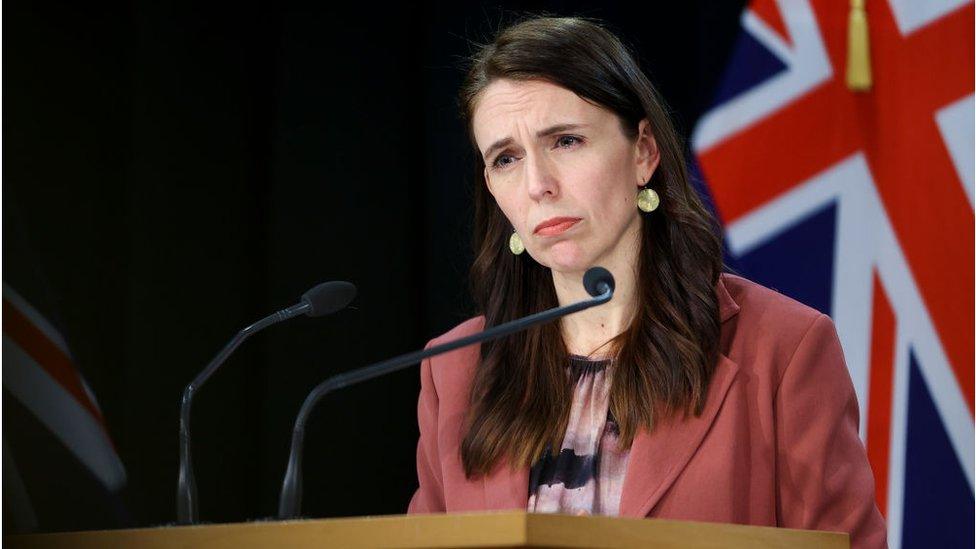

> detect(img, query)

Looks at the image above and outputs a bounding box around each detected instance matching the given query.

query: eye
[492,153,518,169]
[555,135,583,148]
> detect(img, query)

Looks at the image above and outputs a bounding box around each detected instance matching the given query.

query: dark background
[3,0,746,532]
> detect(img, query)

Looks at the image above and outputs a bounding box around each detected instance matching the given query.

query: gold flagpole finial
[846,0,872,91]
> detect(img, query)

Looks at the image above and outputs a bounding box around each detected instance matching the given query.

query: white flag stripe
[3,336,126,490]
[3,283,73,360]
[741,9,792,65]
[692,0,832,152]
[884,330,912,549]
[887,0,972,36]
[934,93,975,209]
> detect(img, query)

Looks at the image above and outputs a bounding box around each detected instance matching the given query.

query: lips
[533,217,582,236]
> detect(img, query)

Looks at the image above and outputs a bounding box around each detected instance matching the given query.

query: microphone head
[583,267,615,297]
[301,281,357,317]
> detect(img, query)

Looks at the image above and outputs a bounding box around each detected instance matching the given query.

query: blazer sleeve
[407,347,446,513]
[774,313,888,549]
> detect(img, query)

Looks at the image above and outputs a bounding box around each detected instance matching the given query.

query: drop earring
[636,184,660,213]
[509,231,525,255]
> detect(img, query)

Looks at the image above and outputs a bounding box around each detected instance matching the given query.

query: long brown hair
[458,16,724,478]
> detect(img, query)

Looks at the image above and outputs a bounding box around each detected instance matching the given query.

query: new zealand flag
[692,1,974,547]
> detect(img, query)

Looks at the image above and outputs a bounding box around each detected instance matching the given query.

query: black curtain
[3,0,746,531]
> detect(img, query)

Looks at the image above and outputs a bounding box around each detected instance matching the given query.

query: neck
[551,225,641,358]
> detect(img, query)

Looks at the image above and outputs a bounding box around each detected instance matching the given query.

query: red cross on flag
[692,1,974,547]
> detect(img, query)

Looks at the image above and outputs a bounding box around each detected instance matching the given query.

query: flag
[3,283,127,533]
[692,1,974,547]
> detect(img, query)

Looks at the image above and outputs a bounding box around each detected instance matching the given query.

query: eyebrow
[481,123,587,161]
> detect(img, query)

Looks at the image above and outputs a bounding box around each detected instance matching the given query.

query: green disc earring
[509,231,525,255]
[637,186,660,213]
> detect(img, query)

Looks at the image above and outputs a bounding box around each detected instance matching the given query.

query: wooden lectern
[5,511,849,548]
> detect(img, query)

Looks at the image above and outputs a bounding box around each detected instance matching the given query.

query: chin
[533,240,593,274]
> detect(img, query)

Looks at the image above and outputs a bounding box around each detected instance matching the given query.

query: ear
[635,119,660,186]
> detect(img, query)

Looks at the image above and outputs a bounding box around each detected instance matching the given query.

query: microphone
[176,281,356,525]
[583,266,614,297]
[276,267,615,519]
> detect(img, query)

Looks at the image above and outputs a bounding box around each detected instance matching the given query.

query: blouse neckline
[567,353,613,377]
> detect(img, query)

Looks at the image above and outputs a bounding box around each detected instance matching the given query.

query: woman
[408,16,887,549]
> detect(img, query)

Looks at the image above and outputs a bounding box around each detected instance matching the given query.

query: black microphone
[177,281,356,525]
[276,267,615,519]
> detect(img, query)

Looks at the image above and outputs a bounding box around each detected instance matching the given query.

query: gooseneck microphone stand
[177,281,356,524]
[277,267,614,519]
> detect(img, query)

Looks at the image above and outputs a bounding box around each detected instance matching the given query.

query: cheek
[574,160,636,216]
[573,139,635,185]
[491,190,527,230]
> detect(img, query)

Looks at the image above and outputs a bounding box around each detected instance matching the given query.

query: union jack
[692,1,974,547]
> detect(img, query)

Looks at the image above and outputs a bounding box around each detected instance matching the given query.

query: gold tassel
[846,0,872,91]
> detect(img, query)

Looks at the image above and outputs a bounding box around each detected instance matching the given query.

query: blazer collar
[482,273,742,514]
[717,272,740,323]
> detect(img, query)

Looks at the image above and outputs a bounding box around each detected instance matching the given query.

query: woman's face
[472,78,659,275]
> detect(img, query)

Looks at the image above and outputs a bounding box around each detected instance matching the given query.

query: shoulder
[721,273,826,335]
[719,273,837,381]
[422,315,486,396]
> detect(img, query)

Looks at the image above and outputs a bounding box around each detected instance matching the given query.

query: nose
[524,151,559,202]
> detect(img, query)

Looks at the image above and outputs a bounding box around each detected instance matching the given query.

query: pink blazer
[407,273,887,549]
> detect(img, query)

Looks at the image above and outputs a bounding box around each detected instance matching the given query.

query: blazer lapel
[617,353,740,517]
[480,274,741,515]
[618,274,742,517]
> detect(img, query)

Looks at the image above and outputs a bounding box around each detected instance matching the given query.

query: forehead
[471,79,614,150]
